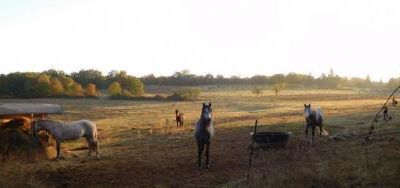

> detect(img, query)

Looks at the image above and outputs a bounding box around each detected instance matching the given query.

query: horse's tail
[315,107,323,116]
[93,123,98,140]
[315,107,328,135]
[87,120,98,141]
[94,128,98,140]
[321,128,329,136]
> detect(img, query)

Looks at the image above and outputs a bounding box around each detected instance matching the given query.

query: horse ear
[209,102,212,107]
[309,104,311,107]
[203,103,206,107]
[304,104,307,108]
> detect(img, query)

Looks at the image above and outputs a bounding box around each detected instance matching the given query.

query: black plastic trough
[250,131,292,149]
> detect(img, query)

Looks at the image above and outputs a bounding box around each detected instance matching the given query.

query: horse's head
[32,120,39,137]
[201,102,213,124]
[304,104,313,123]
[32,120,47,138]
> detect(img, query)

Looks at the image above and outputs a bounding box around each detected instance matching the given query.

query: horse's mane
[36,119,64,127]
[306,107,323,125]
[36,119,92,127]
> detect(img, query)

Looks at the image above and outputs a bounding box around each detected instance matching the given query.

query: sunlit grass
[0,89,399,187]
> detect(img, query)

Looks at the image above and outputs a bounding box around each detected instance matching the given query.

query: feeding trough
[247,120,292,182]
[0,103,63,161]
[251,131,291,149]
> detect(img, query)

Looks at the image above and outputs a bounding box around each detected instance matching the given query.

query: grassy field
[0,90,399,187]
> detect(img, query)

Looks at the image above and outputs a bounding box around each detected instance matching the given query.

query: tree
[42,69,66,78]
[128,77,144,96]
[108,81,122,96]
[121,89,132,97]
[106,71,144,96]
[387,77,400,89]
[270,74,285,85]
[37,74,51,85]
[272,83,285,96]
[69,83,84,97]
[0,75,8,97]
[50,78,64,96]
[85,83,97,97]
[252,87,263,96]
[59,76,75,91]
[71,69,104,88]
[33,74,52,97]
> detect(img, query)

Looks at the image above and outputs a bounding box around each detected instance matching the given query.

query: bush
[108,81,122,96]
[68,83,84,97]
[85,83,97,97]
[167,88,201,101]
[50,78,64,96]
[109,94,166,101]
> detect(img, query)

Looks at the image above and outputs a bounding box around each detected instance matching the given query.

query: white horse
[33,119,99,160]
[304,104,328,143]
[194,102,214,169]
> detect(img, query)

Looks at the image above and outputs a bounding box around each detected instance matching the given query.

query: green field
[0,90,399,187]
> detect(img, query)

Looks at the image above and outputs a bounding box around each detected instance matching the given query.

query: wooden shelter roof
[0,103,63,117]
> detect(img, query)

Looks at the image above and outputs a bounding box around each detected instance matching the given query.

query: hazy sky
[0,0,399,81]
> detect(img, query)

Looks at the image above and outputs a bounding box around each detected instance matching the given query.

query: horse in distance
[304,104,327,143]
[175,109,184,127]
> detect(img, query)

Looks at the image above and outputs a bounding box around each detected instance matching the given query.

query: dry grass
[0,90,399,187]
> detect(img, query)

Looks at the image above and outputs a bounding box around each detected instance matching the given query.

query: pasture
[0,89,399,187]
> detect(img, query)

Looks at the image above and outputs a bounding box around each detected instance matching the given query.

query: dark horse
[175,109,184,127]
[304,104,327,143]
[195,102,214,169]
[0,118,31,162]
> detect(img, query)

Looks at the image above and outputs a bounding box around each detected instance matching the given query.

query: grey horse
[304,104,327,142]
[195,102,214,169]
[33,119,99,160]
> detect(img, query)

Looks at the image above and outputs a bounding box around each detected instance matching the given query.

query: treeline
[0,70,144,98]
[143,69,399,89]
[0,69,399,98]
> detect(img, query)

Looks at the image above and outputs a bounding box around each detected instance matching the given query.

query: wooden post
[247,120,258,183]
[30,113,34,137]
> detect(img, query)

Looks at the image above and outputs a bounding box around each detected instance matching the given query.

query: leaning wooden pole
[365,85,400,144]
[247,120,258,184]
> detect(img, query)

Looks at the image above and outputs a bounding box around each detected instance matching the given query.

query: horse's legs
[5,130,16,160]
[311,126,315,142]
[205,143,210,169]
[305,125,309,141]
[319,125,323,137]
[197,142,204,169]
[56,139,61,160]
[86,137,92,156]
[95,139,100,158]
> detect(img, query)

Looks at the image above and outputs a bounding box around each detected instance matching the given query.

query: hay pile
[0,118,54,162]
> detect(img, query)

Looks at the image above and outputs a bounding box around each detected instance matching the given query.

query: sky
[0,0,399,81]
